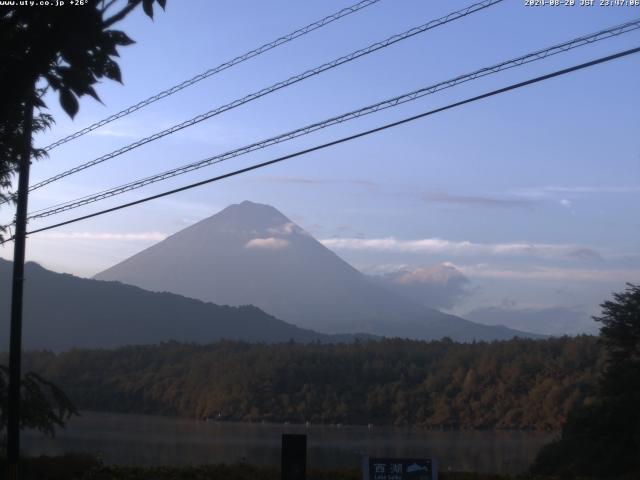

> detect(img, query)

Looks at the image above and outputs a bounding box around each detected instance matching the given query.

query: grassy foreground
[0,454,582,480]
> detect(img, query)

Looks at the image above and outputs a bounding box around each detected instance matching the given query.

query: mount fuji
[95,201,538,341]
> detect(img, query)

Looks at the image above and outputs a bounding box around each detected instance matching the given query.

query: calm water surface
[23,411,555,474]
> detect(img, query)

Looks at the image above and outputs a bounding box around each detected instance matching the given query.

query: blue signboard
[362,457,437,480]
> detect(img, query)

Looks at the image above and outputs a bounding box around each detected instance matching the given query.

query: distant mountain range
[466,305,598,336]
[0,259,349,351]
[95,201,539,342]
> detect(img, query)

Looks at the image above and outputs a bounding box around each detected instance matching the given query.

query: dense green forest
[12,336,602,431]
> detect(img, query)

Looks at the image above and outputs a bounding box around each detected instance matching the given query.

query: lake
[23,411,556,474]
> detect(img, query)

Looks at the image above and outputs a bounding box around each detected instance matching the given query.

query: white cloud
[320,237,602,260]
[424,192,533,208]
[392,263,466,286]
[513,185,640,198]
[245,237,290,250]
[261,176,377,189]
[323,237,470,253]
[454,263,639,282]
[267,222,297,236]
[370,263,471,309]
[40,232,167,242]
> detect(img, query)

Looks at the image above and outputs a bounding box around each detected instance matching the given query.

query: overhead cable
[27,0,504,193]
[26,19,640,221]
[7,44,637,242]
[42,0,384,152]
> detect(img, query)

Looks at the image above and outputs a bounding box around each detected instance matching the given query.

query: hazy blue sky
[2,0,639,324]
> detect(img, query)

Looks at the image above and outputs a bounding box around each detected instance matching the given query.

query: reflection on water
[23,411,556,474]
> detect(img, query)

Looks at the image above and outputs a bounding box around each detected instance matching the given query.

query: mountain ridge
[0,258,360,351]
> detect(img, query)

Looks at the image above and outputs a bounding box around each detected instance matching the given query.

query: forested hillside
[17,336,602,431]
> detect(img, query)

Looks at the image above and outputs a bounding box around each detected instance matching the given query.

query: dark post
[281,433,307,480]
[7,90,35,480]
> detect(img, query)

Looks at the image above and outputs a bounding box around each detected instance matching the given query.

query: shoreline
[73,410,562,433]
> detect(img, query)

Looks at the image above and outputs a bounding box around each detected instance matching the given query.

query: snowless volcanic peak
[95,201,540,341]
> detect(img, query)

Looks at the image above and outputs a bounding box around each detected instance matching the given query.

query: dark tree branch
[100,0,120,15]
[104,0,142,28]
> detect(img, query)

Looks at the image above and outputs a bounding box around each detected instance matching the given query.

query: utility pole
[7,89,35,480]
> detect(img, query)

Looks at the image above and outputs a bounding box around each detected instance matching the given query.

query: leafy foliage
[0,0,166,116]
[15,336,602,431]
[0,365,78,442]
[0,88,52,213]
[597,283,640,401]
[532,284,640,478]
[0,0,166,226]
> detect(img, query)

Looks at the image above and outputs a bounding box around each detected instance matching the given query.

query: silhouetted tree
[0,365,77,445]
[533,284,640,478]
[0,0,166,218]
[597,283,640,403]
[0,0,167,451]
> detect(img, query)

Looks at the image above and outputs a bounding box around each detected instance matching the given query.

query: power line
[8,45,637,243]
[42,0,384,152]
[27,0,504,193]
[26,19,640,221]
